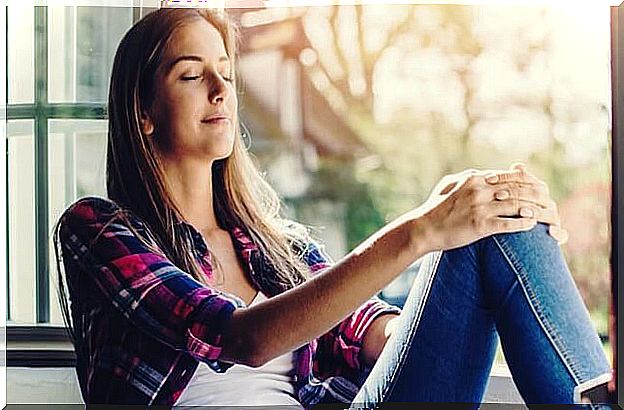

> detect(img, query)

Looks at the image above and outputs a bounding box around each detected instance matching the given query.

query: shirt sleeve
[302,240,402,380]
[57,196,244,373]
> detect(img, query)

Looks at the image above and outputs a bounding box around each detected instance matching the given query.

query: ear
[139,109,155,136]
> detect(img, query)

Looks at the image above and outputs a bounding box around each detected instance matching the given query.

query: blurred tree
[300,4,611,331]
[292,157,385,251]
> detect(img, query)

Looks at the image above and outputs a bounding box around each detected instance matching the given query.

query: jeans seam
[380,250,442,403]
[492,235,583,390]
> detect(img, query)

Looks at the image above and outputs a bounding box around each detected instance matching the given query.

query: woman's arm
[220,214,429,367]
[360,312,401,368]
[222,168,552,368]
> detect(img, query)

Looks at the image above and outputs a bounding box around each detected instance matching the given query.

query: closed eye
[181,75,202,81]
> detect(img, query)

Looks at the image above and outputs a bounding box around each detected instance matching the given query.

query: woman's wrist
[404,213,437,258]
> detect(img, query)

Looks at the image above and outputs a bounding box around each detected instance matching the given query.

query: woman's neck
[160,156,221,233]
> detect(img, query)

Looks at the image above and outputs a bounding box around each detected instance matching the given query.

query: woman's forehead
[163,19,229,66]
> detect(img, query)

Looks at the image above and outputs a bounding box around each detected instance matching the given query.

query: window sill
[7,350,76,368]
[7,324,71,343]
[6,325,75,367]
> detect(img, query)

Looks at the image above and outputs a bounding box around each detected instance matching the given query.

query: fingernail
[520,207,534,218]
[486,174,498,183]
[495,190,509,200]
[512,162,527,170]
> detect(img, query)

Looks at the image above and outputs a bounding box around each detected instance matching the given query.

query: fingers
[489,193,568,245]
[486,168,539,185]
[463,172,550,210]
[451,164,568,244]
[491,182,551,209]
[433,170,480,196]
[485,166,547,194]
[487,201,567,244]
[489,198,559,225]
[510,162,527,172]
[439,181,458,195]
[490,215,538,233]
[485,170,521,184]
[490,164,567,244]
[549,224,569,245]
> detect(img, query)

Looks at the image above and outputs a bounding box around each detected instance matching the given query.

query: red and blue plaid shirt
[57,196,402,407]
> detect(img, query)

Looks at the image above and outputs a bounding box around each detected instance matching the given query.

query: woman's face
[144,18,237,162]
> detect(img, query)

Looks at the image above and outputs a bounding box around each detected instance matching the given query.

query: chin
[195,135,231,155]
[214,152,233,161]
[212,144,235,161]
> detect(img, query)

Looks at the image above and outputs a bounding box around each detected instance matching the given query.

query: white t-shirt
[174,291,304,408]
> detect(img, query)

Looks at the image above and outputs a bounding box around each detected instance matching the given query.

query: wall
[7,365,523,405]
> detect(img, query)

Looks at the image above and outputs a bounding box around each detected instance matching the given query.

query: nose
[209,73,229,105]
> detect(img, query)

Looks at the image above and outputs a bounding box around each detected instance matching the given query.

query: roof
[235,9,369,159]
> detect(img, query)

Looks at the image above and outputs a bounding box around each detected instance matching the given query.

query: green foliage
[291,158,386,250]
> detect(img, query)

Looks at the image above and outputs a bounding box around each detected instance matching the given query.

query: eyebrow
[166,55,230,73]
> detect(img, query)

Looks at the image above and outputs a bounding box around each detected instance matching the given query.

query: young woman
[54,7,612,409]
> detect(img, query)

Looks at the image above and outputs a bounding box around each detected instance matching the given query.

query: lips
[202,114,230,123]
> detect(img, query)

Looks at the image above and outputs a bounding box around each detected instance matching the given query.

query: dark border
[612,2,624,407]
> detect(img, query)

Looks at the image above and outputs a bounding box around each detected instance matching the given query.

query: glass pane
[48,119,107,325]
[297,4,612,368]
[48,6,132,103]
[8,6,34,104]
[7,120,36,324]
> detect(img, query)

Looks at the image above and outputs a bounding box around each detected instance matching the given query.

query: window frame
[7,6,108,325]
[6,5,146,350]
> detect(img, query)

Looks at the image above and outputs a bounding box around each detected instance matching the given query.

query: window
[7,5,134,326]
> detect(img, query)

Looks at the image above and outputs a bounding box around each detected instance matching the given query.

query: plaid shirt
[58,196,402,407]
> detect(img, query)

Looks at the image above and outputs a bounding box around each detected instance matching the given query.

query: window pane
[48,6,132,103]
[7,121,36,324]
[48,120,107,325]
[8,6,34,104]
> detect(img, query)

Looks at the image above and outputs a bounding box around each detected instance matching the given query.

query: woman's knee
[489,222,558,250]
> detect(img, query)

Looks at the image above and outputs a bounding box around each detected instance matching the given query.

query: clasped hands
[418,163,568,251]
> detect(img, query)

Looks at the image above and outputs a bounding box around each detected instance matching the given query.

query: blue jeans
[351,223,612,409]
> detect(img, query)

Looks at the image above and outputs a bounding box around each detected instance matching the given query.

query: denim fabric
[351,223,612,409]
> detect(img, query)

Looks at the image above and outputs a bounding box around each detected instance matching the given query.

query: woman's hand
[486,163,568,245]
[417,163,567,252]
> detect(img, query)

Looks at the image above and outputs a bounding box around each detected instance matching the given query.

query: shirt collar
[180,221,263,295]
[178,220,259,257]
[230,226,259,253]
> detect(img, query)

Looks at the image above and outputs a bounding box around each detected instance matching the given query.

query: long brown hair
[54,8,315,344]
